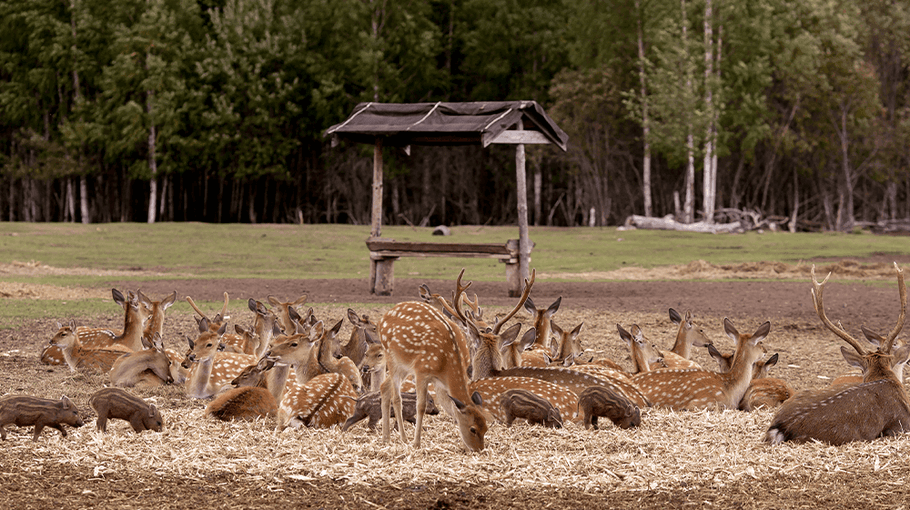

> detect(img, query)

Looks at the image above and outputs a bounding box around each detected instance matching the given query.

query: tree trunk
[636,0,652,217]
[701,0,715,224]
[79,175,89,224]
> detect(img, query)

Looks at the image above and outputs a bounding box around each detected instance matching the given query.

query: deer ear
[471,391,483,407]
[523,297,536,315]
[545,297,561,318]
[668,308,681,324]
[617,324,632,345]
[162,291,177,309]
[450,395,466,411]
[217,322,228,336]
[840,346,865,369]
[347,308,360,325]
[765,353,780,367]
[518,328,536,351]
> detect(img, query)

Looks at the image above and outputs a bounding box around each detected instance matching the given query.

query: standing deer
[379,269,520,452]
[632,318,770,410]
[766,264,910,445]
[342,309,379,368]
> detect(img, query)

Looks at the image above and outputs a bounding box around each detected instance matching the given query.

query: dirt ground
[3,258,910,509]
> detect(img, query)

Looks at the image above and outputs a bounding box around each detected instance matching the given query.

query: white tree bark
[636,0,652,217]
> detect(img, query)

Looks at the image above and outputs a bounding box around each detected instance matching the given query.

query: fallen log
[623,215,743,234]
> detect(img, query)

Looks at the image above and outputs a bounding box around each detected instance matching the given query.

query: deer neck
[59,336,81,372]
[864,353,900,384]
[265,365,291,402]
[720,343,764,406]
[471,338,501,381]
[252,315,275,359]
[532,315,552,352]
[186,356,216,398]
[117,305,145,351]
[671,325,691,358]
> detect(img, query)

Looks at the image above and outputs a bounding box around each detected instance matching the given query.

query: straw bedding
[3,295,910,508]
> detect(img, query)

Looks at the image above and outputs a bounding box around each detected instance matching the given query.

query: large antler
[491,269,536,335]
[810,265,866,355]
[883,262,907,352]
[451,269,474,325]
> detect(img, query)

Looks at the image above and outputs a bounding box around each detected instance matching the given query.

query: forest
[1,0,908,230]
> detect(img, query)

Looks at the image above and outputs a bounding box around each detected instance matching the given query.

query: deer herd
[3,263,909,452]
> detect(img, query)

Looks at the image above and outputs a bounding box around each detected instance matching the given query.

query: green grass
[1,222,907,282]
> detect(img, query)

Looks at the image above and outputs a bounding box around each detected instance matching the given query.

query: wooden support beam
[369,138,384,294]
[515,140,530,295]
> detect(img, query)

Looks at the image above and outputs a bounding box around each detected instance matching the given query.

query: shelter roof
[325,100,568,151]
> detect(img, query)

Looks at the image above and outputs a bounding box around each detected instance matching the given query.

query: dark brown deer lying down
[766,263,910,445]
[499,388,563,428]
[0,395,84,441]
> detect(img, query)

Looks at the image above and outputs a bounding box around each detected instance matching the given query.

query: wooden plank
[484,130,552,146]
[371,250,514,260]
[366,240,512,255]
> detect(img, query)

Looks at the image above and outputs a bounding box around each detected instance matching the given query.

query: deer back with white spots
[766,263,910,445]
[631,318,770,410]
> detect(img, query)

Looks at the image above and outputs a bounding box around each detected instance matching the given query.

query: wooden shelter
[325,101,568,296]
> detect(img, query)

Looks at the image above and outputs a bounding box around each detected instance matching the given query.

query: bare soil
[2,259,910,509]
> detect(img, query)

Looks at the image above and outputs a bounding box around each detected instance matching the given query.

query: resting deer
[186,292,230,331]
[665,308,713,365]
[617,323,666,374]
[267,294,309,333]
[49,320,132,373]
[184,320,257,399]
[342,309,379,367]
[739,353,795,411]
[138,290,177,348]
[379,269,513,452]
[828,325,910,387]
[109,332,173,387]
[41,289,148,365]
[632,318,770,410]
[263,322,357,429]
[549,321,584,365]
[520,296,562,367]
[766,264,910,445]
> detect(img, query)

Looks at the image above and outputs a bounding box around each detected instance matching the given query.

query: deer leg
[411,378,428,449]
[393,380,407,444]
[380,377,393,444]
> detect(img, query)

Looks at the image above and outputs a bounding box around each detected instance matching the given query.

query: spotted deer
[41,289,149,365]
[184,320,257,399]
[549,321,584,365]
[501,328,537,369]
[267,294,309,333]
[49,320,132,373]
[109,332,173,387]
[739,353,795,411]
[617,324,667,374]
[665,308,713,364]
[186,292,230,331]
[828,325,910,387]
[520,296,562,367]
[631,318,770,410]
[766,264,910,445]
[379,269,516,452]
[342,309,379,367]
[138,290,177,348]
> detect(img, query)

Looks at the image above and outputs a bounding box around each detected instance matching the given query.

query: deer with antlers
[631,318,770,410]
[766,264,910,445]
[184,320,257,399]
[379,269,527,451]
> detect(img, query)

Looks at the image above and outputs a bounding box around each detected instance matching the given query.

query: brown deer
[342,309,379,367]
[549,321,584,365]
[739,353,795,411]
[109,332,174,387]
[828,325,910,387]
[267,294,309,333]
[666,308,713,364]
[278,373,356,429]
[184,320,257,399]
[138,290,177,348]
[631,318,770,410]
[206,386,278,421]
[48,320,132,373]
[186,292,230,331]
[41,289,148,365]
[766,264,910,445]
[617,324,667,374]
[379,269,514,452]
[520,296,562,367]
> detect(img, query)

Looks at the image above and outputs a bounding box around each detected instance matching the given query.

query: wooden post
[515,141,530,296]
[369,138,384,294]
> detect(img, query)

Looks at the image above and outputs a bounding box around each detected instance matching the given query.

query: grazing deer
[766,264,910,445]
[184,320,257,399]
[109,332,174,387]
[379,269,516,452]
[632,318,770,410]
[267,294,309,333]
[49,320,132,373]
[520,296,562,367]
[617,324,666,374]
